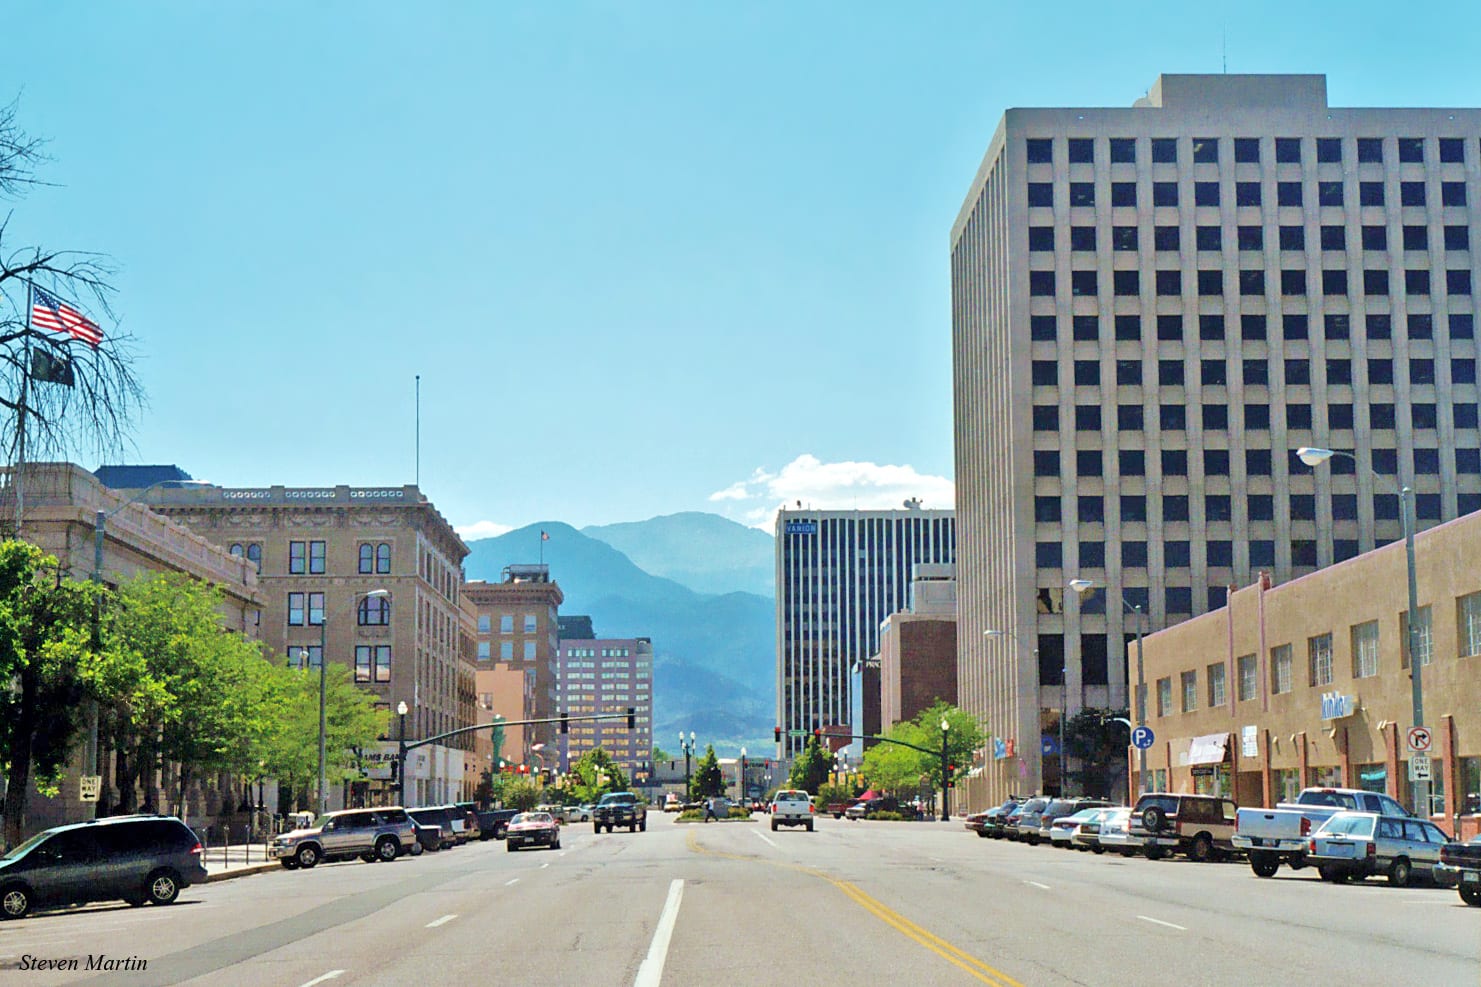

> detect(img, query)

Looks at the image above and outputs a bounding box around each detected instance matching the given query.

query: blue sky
[5,2,1481,535]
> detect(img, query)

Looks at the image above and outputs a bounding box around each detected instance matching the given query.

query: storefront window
[1461,757,1481,815]
[1274,768,1301,802]
[1355,763,1386,794]
[1309,765,1342,788]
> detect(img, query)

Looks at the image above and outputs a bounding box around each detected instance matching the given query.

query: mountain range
[462,514,775,756]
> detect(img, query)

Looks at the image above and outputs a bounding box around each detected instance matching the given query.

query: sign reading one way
[1409,755,1432,782]
[79,775,101,802]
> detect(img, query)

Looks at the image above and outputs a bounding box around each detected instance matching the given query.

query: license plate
[1463,871,1480,884]
[1252,838,1269,847]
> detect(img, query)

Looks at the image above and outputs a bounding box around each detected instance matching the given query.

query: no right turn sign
[1406,726,1433,754]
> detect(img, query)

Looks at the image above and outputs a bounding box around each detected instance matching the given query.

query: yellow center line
[685,831,1023,987]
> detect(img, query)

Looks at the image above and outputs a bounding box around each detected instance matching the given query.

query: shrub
[869,811,909,822]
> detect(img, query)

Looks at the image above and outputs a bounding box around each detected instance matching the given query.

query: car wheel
[125,896,147,907]
[1250,853,1280,878]
[296,844,320,869]
[494,824,508,840]
[146,869,181,906]
[1319,864,1348,883]
[1091,846,1104,855]
[1143,845,1165,861]
[639,818,647,832]
[1,884,32,920]
[806,820,814,832]
[1121,848,1137,858]
[1189,834,1214,863]
[409,841,423,856]
[280,858,300,870]
[1387,858,1412,888]
[1141,805,1167,833]
[552,838,561,850]
[594,823,602,834]
[376,836,399,862]
[771,819,779,832]
[1459,885,1481,907]
[360,852,377,863]
[506,841,515,853]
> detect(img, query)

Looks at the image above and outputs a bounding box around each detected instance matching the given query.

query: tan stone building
[2,463,262,833]
[1138,507,1481,838]
[123,477,476,807]
[465,565,564,765]
[877,564,959,730]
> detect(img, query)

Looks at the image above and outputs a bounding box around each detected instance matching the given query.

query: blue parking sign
[1131,726,1155,750]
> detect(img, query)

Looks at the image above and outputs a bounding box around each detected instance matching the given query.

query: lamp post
[739,746,747,802]
[678,731,696,800]
[1068,578,1147,797]
[1297,446,1428,817]
[396,701,409,806]
[312,587,389,815]
[939,717,951,822]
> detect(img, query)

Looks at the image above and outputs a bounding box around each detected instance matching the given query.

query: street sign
[1131,726,1155,750]
[1409,755,1432,782]
[79,775,101,802]
[1406,726,1433,754]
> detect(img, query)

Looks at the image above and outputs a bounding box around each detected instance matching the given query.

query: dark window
[1029,227,1054,251]
[1239,269,1265,295]
[1161,405,1186,430]
[1208,540,1233,566]
[1279,225,1305,250]
[1285,359,1311,385]
[1459,449,1481,472]
[1113,270,1139,295]
[1289,406,1315,432]
[1082,635,1110,686]
[1195,182,1219,207]
[1032,360,1057,385]
[1359,182,1384,207]
[1249,449,1275,479]
[1244,359,1269,385]
[1417,493,1442,520]
[1109,138,1135,163]
[358,594,391,627]
[1250,541,1276,567]
[1284,314,1309,338]
[1153,182,1178,207]
[1039,637,1065,685]
[1031,315,1056,341]
[1323,269,1348,295]
[1460,404,1481,428]
[1411,359,1436,385]
[1199,314,1224,341]
[1236,182,1261,206]
[1455,359,1478,384]
[1277,182,1302,206]
[1034,451,1060,476]
[1440,138,1464,163]
[1316,138,1342,163]
[1026,139,1052,164]
[1070,226,1096,251]
[1120,450,1145,475]
[1398,137,1424,162]
[1205,449,1230,475]
[1075,405,1101,430]
[1151,138,1176,163]
[1154,225,1180,251]
[1404,225,1428,251]
[1074,360,1099,386]
[1367,313,1392,338]
[1204,404,1229,429]
[1330,403,1354,429]
[1191,137,1218,164]
[1198,270,1223,295]
[1196,226,1221,251]
[1118,404,1144,430]
[1234,138,1260,163]
[1413,403,1438,429]
[1073,316,1098,340]
[1030,270,1056,296]
[1371,403,1396,429]
[1249,495,1275,521]
[1406,269,1431,295]
[1167,587,1193,613]
[1446,225,1470,251]
[1201,359,1227,386]
[1246,404,1270,429]
[1070,183,1095,206]
[1115,314,1141,340]
[1113,226,1138,250]
[1362,225,1387,250]
[1241,314,1267,340]
[1116,359,1141,385]
[1275,138,1301,163]
[1033,405,1059,430]
[1156,270,1182,295]
[1365,269,1389,295]
[1164,497,1190,522]
[1369,358,1394,384]
[1207,495,1232,521]
[1294,540,1321,566]
[1356,138,1383,163]
[1237,225,1263,251]
[1036,542,1062,567]
[1123,541,1148,567]
[1162,450,1188,475]
[1401,182,1425,207]
[1081,541,1107,569]
[1157,315,1183,341]
[1076,450,1102,476]
[1325,313,1350,339]
[1068,138,1094,163]
[1159,360,1184,386]
[1035,496,1062,523]
[1409,314,1433,339]
[1028,182,1054,207]
[1166,542,1191,567]
[1443,182,1467,207]
[1078,496,1104,523]
[1333,494,1358,520]
[1318,181,1343,206]
[358,543,374,574]
[1373,448,1399,473]
[1449,269,1473,294]
[1320,225,1346,251]
[1415,448,1441,474]
[1111,182,1137,206]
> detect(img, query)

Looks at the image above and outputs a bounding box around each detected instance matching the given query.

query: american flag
[31,286,103,348]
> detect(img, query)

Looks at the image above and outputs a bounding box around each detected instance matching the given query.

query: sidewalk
[201,841,281,881]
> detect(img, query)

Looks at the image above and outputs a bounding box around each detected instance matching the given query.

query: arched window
[358,544,374,574]
[246,544,262,573]
[229,543,244,556]
[376,543,391,574]
[358,594,391,626]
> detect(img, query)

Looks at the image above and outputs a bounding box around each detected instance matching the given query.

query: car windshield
[1021,798,1047,813]
[1,828,57,860]
[1318,813,1376,837]
[511,813,550,825]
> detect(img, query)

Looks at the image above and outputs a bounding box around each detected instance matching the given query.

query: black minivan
[0,814,208,919]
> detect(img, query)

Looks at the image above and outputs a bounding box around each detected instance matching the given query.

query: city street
[0,813,1474,987]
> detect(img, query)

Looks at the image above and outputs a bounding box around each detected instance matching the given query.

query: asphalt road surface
[0,814,1475,986]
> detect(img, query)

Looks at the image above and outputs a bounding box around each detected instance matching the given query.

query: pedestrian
[703,795,720,822]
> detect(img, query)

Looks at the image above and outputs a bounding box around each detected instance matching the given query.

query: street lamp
[1067,579,1148,797]
[1296,446,1428,816]
[939,717,951,822]
[396,701,409,807]
[678,731,696,800]
[309,587,390,816]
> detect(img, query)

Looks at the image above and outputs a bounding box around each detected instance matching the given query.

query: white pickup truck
[770,789,815,832]
[1235,787,1414,877]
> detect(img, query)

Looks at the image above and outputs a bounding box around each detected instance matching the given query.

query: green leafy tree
[255,661,387,810]
[566,748,630,804]
[860,729,928,796]
[651,744,671,763]
[502,777,541,811]
[913,700,987,794]
[1064,707,1130,798]
[0,541,97,846]
[814,782,857,810]
[857,701,986,802]
[691,744,724,798]
[787,734,831,795]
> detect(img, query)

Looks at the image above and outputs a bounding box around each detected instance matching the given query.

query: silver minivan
[1307,810,1453,887]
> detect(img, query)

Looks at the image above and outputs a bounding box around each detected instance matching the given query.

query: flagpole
[415,374,421,489]
[13,283,33,531]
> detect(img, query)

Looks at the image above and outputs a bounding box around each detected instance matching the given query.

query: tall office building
[556,636,653,779]
[774,506,955,757]
[951,74,1481,808]
[465,565,564,762]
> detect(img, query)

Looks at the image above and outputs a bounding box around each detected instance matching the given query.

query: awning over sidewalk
[1187,733,1230,766]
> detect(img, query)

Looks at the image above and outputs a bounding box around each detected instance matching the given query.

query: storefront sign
[1320,691,1355,720]
[1191,765,1216,778]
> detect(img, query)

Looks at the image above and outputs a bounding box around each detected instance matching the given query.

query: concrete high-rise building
[465,565,563,762]
[556,636,653,780]
[951,74,1481,808]
[774,507,955,757]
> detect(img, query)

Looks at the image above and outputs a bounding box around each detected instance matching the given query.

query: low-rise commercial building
[876,564,959,730]
[1138,507,1481,836]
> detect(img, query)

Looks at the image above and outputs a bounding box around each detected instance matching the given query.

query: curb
[205,862,279,882]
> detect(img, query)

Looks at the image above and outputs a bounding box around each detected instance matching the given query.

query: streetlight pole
[1068,579,1147,796]
[1297,446,1428,816]
[740,747,747,803]
[679,731,696,800]
[314,587,389,816]
[939,717,951,822]
[396,701,409,807]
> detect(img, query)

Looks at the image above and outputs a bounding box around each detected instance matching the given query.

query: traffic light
[774,725,782,743]
[626,706,636,730]
[947,764,957,789]
[560,712,569,735]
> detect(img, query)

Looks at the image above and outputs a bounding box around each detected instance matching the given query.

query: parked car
[964,810,993,837]
[270,808,414,869]
[1129,793,1238,862]
[1095,807,1142,857]
[505,812,561,852]
[0,814,207,919]
[409,819,441,853]
[1012,797,1052,844]
[406,807,456,850]
[1037,798,1111,844]
[1235,787,1414,878]
[981,797,1026,839]
[453,802,515,840]
[1307,811,1453,886]
[1437,833,1481,906]
[845,796,905,820]
[564,804,593,823]
[663,793,683,813]
[1049,807,1106,848]
[1070,807,1121,853]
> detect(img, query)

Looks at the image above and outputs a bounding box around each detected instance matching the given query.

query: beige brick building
[1139,507,1481,837]
[465,566,564,766]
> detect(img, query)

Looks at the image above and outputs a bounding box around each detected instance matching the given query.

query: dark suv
[0,815,207,919]
[1129,793,1238,862]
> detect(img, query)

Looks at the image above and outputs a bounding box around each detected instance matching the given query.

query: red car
[504,812,561,852]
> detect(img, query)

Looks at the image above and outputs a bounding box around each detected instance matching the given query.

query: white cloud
[709,454,955,529]
[456,519,514,541]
